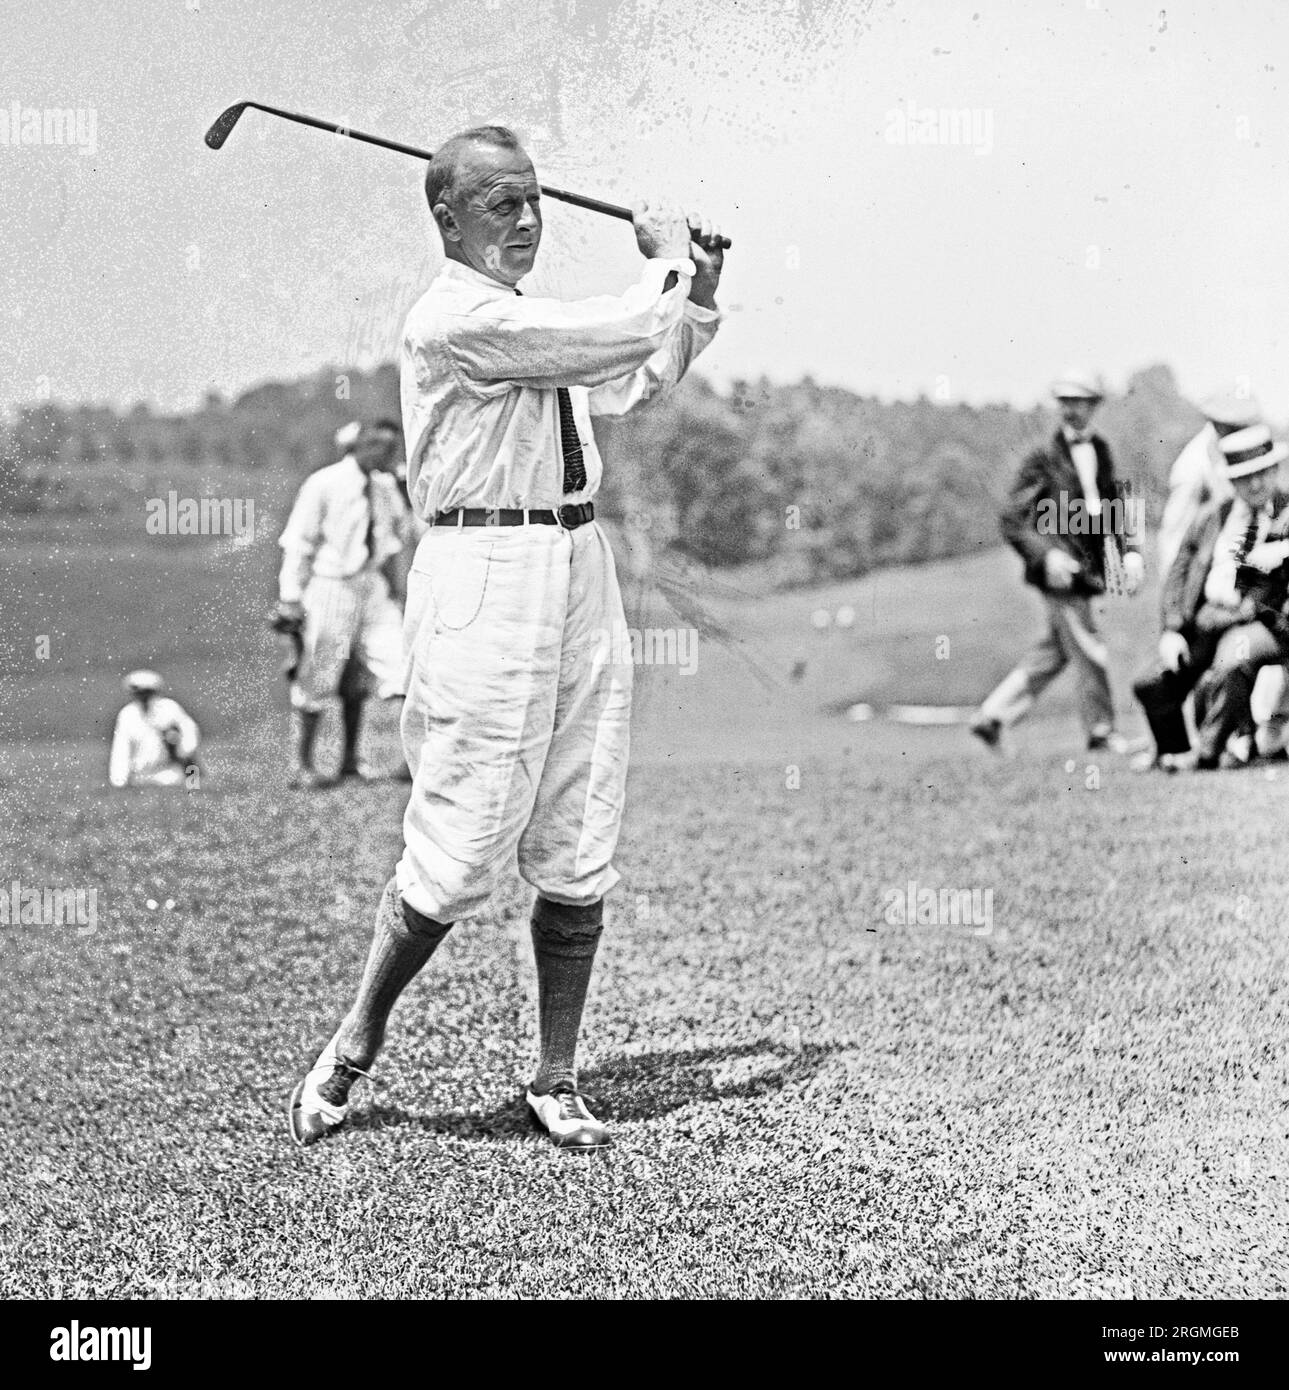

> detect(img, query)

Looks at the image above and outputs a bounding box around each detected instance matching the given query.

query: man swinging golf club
[289,125,726,1149]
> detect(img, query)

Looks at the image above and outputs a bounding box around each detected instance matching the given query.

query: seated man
[1133,425,1289,770]
[108,670,202,788]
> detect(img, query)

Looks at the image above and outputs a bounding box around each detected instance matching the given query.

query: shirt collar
[1062,426,1094,447]
[437,260,521,296]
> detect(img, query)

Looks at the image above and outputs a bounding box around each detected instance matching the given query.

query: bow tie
[1067,432,1092,446]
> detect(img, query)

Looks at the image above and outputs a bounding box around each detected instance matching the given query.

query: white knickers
[395,520,632,923]
[291,571,405,712]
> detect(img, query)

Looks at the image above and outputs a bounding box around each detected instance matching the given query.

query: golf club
[205,100,732,249]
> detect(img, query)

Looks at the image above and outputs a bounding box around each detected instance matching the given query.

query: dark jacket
[1161,489,1289,641]
[1000,431,1141,596]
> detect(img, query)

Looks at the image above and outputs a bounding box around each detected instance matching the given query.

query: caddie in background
[289,124,725,1151]
[970,369,1145,753]
[108,670,202,789]
[274,418,412,787]
[1156,392,1289,759]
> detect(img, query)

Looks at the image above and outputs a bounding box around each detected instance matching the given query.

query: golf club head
[205,103,250,150]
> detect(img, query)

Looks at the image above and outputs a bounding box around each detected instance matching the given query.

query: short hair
[424,125,525,212]
[364,417,400,436]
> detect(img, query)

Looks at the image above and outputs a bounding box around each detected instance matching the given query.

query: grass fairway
[1,517,1286,1299]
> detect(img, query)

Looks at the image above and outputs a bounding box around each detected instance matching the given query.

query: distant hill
[1,362,1210,586]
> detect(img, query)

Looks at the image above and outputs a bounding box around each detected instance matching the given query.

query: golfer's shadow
[351,1040,842,1141]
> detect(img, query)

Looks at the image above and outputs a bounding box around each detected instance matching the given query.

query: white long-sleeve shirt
[1158,424,1231,581]
[399,257,721,519]
[108,697,201,788]
[278,455,410,604]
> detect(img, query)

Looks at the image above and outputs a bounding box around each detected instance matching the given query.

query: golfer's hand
[1122,550,1145,597]
[1159,631,1190,672]
[1044,549,1081,591]
[1245,539,1289,573]
[686,210,725,309]
[632,198,691,262]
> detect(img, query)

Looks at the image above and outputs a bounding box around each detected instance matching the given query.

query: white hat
[334,420,362,451]
[1051,368,1105,401]
[1218,424,1289,479]
[124,669,163,693]
[1199,393,1261,428]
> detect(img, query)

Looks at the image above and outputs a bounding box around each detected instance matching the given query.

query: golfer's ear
[433,202,460,242]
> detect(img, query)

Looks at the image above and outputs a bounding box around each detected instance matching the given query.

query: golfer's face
[453,145,542,285]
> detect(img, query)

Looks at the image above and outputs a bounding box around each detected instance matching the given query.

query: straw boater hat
[1051,368,1105,401]
[123,670,163,694]
[1218,424,1289,479]
[1199,393,1261,429]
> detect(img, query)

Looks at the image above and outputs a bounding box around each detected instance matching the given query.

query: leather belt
[431,504,595,530]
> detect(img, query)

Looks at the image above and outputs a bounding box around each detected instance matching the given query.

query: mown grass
[1,521,1285,1298]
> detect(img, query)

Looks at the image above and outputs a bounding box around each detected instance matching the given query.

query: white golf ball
[835,605,856,628]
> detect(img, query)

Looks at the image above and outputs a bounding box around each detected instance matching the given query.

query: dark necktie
[556,386,587,495]
[1233,507,1264,595]
[1235,508,1262,564]
[513,288,586,495]
[362,471,377,565]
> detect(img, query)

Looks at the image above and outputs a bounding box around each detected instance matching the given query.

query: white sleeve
[1158,445,1207,576]
[586,301,721,417]
[164,701,201,761]
[440,259,697,389]
[108,709,132,787]
[278,474,325,604]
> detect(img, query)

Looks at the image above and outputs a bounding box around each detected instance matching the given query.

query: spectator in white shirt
[275,419,411,786]
[108,671,201,789]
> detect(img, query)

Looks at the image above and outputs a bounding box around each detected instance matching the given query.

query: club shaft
[208,101,731,247]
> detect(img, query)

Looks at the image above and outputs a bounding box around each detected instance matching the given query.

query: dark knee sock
[297,709,322,771]
[340,697,364,770]
[334,877,453,1070]
[529,896,604,1096]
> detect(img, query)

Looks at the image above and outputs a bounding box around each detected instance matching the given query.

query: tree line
[1,361,1207,585]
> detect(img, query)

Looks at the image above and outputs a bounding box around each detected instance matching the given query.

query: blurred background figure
[274,418,411,786]
[970,368,1144,753]
[1155,393,1289,758]
[107,670,202,788]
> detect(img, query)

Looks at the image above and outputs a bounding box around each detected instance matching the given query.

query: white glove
[1122,550,1145,596]
[1158,630,1190,673]
[1043,549,1082,590]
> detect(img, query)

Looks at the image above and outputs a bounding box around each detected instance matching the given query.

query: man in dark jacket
[1132,424,1289,771]
[970,369,1144,751]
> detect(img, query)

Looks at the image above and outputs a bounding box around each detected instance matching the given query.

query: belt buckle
[557,503,579,530]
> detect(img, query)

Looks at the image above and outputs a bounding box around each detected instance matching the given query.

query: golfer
[290,125,725,1149]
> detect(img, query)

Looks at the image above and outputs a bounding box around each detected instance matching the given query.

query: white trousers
[290,571,405,713]
[395,521,632,923]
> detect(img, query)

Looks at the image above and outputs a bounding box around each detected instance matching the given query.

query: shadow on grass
[348,1040,845,1142]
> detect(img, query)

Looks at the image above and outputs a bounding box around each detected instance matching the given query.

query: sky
[2,0,1287,418]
